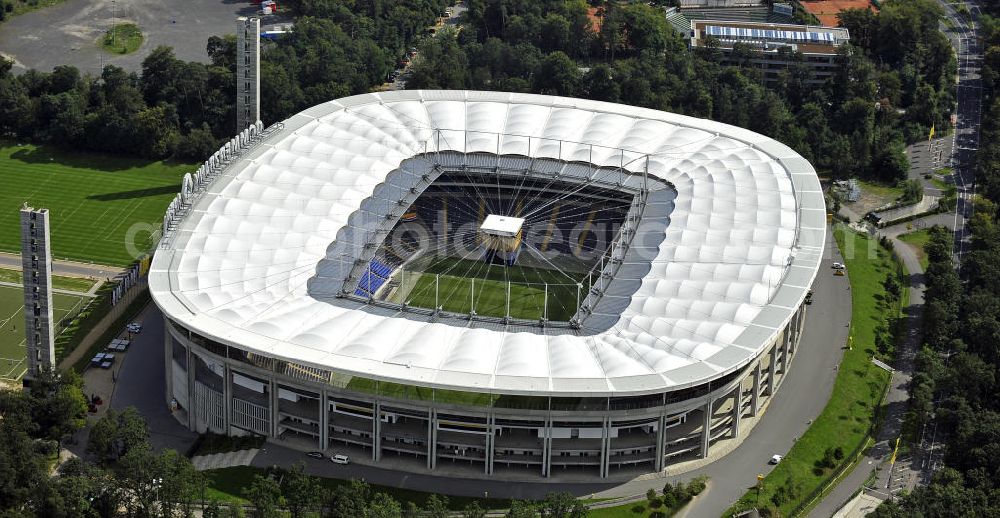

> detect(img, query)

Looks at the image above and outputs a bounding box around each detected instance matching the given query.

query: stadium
[151,90,825,480]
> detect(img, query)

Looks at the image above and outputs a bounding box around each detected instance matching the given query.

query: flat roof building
[688,20,850,84]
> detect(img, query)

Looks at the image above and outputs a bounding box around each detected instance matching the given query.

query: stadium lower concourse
[152,91,825,480]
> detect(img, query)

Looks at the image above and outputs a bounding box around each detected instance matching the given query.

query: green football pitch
[393,258,584,321]
[0,142,194,266]
[0,284,88,380]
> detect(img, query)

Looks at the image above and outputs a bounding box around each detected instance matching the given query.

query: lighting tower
[236,16,261,133]
[20,204,55,383]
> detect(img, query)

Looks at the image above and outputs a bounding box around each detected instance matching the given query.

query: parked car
[770,454,783,465]
[306,451,324,459]
[127,322,142,333]
[330,454,350,464]
[832,262,845,270]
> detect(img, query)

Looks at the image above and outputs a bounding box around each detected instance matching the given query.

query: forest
[869,1,1000,515]
[0,0,954,188]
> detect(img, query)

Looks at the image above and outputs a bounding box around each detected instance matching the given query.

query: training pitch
[0,142,193,266]
[0,284,88,380]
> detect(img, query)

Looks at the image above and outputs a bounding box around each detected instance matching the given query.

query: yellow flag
[928,124,935,141]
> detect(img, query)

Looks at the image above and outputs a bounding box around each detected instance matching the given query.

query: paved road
[109,305,198,453]
[249,228,852,515]
[0,251,121,279]
[0,0,291,75]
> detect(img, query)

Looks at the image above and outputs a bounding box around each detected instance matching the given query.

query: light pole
[484,490,489,513]
[152,477,163,515]
[111,0,117,46]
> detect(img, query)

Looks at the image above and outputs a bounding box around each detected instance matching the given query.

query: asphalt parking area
[0,0,291,74]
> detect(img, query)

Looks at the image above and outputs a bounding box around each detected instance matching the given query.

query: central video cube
[480,214,524,266]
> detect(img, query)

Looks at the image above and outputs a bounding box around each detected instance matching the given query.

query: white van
[330,454,350,465]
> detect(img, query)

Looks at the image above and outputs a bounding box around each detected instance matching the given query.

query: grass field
[726,225,899,516]
[898,229,931,270]
[0,284,88,379]
[0,142,193,266]
[0,267,96,293]
[394,257,583,321]
[100,23,144,54]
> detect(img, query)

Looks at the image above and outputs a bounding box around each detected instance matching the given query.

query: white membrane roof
[150,91,825,397]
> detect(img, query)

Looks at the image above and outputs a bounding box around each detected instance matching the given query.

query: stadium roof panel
[150,91,825,397]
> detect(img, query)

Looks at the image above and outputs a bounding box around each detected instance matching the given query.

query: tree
[326,479,370,518]
[243,474,283,518]
[424,494,450,518]
[281,463,321,518]
[506,500,537,518]
[532,52,580,96]
[25,368,88,442]
[463,500,487,518]
[539,492,588,518]
[367,492,402,518]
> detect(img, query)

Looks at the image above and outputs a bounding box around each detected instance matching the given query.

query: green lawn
[100,23,144,54]
[726,225,899,516]
[0,267,96,293]
[396,257,582,321]
[4,0,67,19]
[898,229,931,270]
[203,466,511,510]
[0,142,193,266]
[858,180,904,201]
[0,284,88,379]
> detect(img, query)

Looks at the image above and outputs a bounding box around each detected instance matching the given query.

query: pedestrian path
[192,449,261,471]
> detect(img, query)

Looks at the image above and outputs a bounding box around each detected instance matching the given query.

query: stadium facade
[152,91,825,480]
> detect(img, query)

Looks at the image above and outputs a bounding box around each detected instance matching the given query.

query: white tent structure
[151,90,825,398]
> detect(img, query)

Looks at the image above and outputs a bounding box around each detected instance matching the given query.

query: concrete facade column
[796,305,806,346]
[654,413,666,471]
[485,414,495,475]
[731,386,741,438]
[599,418,611,478]
[164,332,173,408]
[781,327,791,376]
[700,399,713,458]
[372,401,381,462]
[751,362,761,416]
[543,418,552,477]
[186,346,196,430]
[428,409,438,470]
[222,364,233,434]
[269,378,279,438]
[319,391,328,451]
[426,410,434,470]
[768,343,778,396]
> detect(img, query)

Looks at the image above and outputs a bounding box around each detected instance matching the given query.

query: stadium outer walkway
[0,251,122,279]
[246,227,852,516]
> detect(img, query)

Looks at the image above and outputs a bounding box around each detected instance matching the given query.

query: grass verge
[0,267,96,293]
[202,465,513,510]
[100,23,143,54]
[724,225,901,516]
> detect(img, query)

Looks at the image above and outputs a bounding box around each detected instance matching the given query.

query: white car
[770,454,783,465]
[330,454,350,464]
[127,323,142,333]
[832,262,845,270]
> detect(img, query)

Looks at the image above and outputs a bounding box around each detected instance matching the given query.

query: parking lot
[0,0,291,74]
